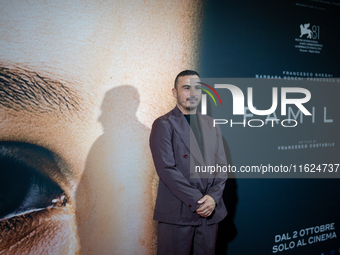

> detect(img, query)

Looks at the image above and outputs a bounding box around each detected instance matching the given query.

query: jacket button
[184,154,188,158]
[215,153,217,157]
[190,173,194,177]
[189,204,192,208]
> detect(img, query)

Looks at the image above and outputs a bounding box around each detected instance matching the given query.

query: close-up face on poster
[0,0,339,255]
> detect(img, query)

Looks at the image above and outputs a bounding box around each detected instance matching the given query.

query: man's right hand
[196,195,216,217]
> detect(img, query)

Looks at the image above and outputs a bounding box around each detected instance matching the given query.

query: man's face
[173,75,202,113]
[0,0,201,254]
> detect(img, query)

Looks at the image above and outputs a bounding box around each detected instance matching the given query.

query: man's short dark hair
[174,70,200,89]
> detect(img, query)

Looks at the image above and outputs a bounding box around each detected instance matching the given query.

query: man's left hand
[196,195,216,217]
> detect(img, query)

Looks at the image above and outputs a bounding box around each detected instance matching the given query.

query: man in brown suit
[149,70,228,255]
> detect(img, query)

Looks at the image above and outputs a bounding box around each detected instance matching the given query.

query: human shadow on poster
[76,86,156,254]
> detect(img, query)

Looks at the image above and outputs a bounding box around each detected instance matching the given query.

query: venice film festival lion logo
[300,23,312,38]
[299,23,320,40]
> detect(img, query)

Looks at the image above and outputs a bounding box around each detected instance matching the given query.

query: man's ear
[172,88,177,99]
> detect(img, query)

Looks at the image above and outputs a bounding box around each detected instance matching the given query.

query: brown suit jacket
[150,106,228,225]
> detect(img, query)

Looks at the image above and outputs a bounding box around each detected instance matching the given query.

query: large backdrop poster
[200,0,340,254]
[0,0,339,254]
[0,1,202,254]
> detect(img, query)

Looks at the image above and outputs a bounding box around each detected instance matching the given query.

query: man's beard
[181,96,200,111]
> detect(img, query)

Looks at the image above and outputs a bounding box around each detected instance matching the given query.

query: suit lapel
[168,106,205,166]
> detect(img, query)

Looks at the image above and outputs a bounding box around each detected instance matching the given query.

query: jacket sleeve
[206,124,228,204]
[150,118,204,212]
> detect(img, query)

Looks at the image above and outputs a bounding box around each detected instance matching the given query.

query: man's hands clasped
[196,195,216,217]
